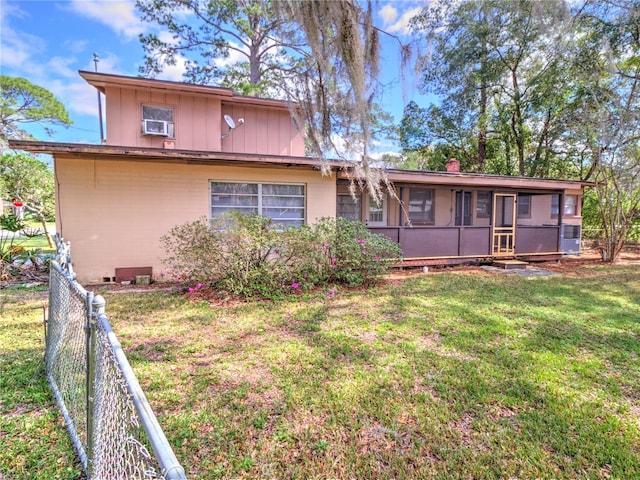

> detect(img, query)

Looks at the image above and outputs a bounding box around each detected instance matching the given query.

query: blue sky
[1,0,431,153]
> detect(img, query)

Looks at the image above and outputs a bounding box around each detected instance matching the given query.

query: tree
[137,0,305,96]
[0,152,55,248]
[0,76,72,147]
[136,0,384,174]
[407,0,580,177]
[567,0,640,262]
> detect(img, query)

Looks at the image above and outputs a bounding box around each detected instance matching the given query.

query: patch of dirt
[357,422,413,454]
[86,247,640,305]
[415,332,476,361]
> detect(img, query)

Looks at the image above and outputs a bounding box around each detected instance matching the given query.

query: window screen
[211,181,305,227]
[337,194,361,221]
[408,189,434,224]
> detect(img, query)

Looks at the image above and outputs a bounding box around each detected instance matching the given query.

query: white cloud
[67,0,145,40]
[379,4,398,25]
[213,41,249,68]
[156,55,189,82]
[0,21,45,68]
[386,6,421,35]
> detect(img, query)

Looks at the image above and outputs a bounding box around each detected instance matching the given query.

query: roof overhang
[9,140,591,191]
[8,140,337,170]
[340,167,591,191]
[79,70,297,110]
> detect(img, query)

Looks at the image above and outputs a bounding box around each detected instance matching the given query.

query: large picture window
[210,181,305,227]
[407,189,434,224]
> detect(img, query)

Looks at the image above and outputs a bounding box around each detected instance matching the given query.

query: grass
[0,287,82,479]
[2,263,639,479]
[1,219,56,253]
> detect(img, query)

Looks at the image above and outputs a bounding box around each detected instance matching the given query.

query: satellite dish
[224,114,236,130]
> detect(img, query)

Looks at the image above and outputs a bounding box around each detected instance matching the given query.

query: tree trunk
[477,2,489,171]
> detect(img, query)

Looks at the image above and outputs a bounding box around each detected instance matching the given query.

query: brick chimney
[446,158,460,173]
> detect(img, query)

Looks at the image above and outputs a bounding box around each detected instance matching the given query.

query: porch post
[557,192,564,253]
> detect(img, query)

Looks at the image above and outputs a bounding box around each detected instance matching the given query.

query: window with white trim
[210,181,305,227]
[564,195,578,216]
[366,194,387,226]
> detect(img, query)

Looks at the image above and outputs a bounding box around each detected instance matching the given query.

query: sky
[1,0,431,153]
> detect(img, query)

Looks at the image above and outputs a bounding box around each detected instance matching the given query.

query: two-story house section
[12,71,337,283]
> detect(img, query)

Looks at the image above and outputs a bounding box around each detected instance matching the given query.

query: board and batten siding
[102,86,304,157]
[221,103,304,157]
[54,156,335,283]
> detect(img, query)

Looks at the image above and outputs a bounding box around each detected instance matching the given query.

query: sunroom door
[492,194,516,256]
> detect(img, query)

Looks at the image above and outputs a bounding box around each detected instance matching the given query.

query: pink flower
[331,257,336,264]
[362,249,367,254]
[323,243,329,249]
[331,265,336,269]
[196,283,202,290]
[291,282,300,289]
[188,287,194,293]
[375,256,380,261]
[303,273,308,279]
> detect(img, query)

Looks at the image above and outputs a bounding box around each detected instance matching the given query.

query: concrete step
[493,259,528,270]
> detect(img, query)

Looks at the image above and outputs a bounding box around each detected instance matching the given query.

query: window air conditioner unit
[142,119,169,136]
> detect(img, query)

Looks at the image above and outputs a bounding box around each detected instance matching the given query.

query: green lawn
[0,287,82,479]
[2,264,639,479]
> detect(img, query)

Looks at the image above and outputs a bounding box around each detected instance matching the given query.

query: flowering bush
[314,217,403,286]
[161,214,402,298]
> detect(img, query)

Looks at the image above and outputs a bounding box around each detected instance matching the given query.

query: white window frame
[564,195,578,216]
[210,181,306,227]
[366,194,387,227]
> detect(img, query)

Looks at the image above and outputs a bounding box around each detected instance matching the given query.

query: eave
[8,140,338,170]
[79,70,296,110]
[341,167,591,191]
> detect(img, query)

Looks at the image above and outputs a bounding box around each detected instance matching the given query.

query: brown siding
[105,86,304,156]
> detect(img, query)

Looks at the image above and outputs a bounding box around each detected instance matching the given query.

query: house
[11,71,588,283]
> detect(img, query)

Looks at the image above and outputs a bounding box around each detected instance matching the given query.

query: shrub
[314,217,403,286]
[161,214,402,298]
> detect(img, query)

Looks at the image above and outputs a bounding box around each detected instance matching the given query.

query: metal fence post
[86,292,99,478]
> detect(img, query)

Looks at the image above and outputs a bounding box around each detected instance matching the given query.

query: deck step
[493,260,528,270]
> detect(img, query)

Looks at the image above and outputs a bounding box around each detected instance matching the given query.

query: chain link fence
[47,236,187,479]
